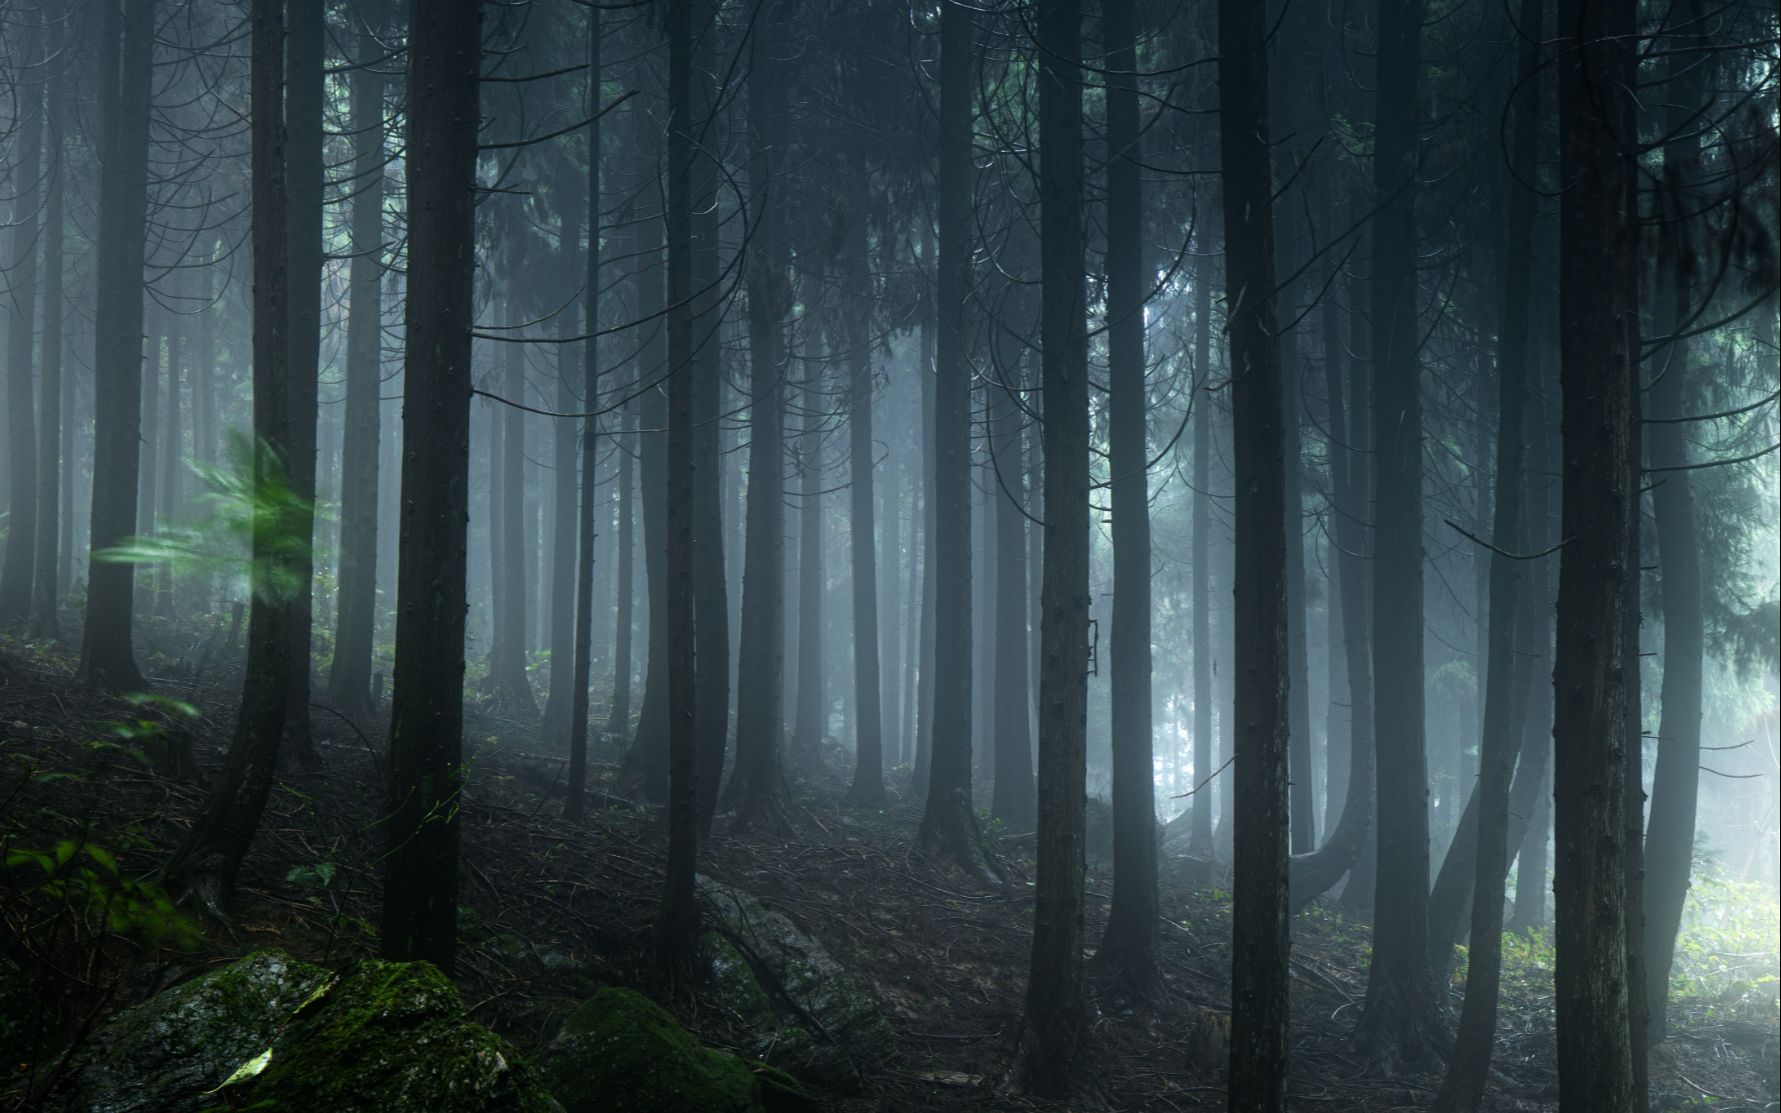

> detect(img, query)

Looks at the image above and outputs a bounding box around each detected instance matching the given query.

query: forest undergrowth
[2,630,1775,1112]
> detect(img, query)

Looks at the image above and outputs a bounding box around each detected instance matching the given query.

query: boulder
[243,958,563,1113]
[46,951,562,1113]
[537,987,765,1113]
[698,876,892,1090]
[43,950,329,1113]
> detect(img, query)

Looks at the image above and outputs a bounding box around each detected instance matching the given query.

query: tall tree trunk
[2,19,44,622]
[565,3,603,820]
[791,358,825,770]
[78,0,155,690]
[728,3,792,830]
[1552,0,1639,1099]
[882,443,905,769]
[1095,0,1156,999]
[545,195,584,743]
[487,288,537,714]
[689,29,728,833]
[912,232,937,794]
[1433,9,1541,1105]
[165,0,293,914]
[607,404,636,735]
[29,47,66,639]
[328,10,387,716]
[1190,247,1215,854]
[1018,0,1088,1091]
[1356,0,1441,1067]
[989,333,1034,828]
[1218,0,1292,1104]
[380,0,481,974]
[655,0,701,976]
[283,0,325,763]
[915,0,996,881]
[847,183,886,806]
[1641,0,1708,1046]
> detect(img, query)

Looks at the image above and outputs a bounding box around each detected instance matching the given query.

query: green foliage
[96,429,314,604]
[2,838,201,951]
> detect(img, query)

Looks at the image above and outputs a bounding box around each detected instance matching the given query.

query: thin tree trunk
[1018,0,1088,1091]
[2,19,44,622]
[791,357,825,770]
[1551,0,1639,1098]
[78,0,155,690]
[915,0,996,881]
[655,0,701,976]
[564,3,602,821]
[989,335,1034,828]
[846,184,885,806]
[380,0,481,974]
[1190,248,1214,855]
[29,49,67,638]
[327,10,386,717]
[1641,0,1708,1046]
[1095,0,1156,998]
[1219,0,1292,1103]
[283,0,325,764]
[1433,9,1540,1104]
[165,0,293,914]
[1356,0,1441,1067]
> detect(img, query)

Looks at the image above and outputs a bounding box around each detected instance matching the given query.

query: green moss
[44,950,329,1113]
[245,958,562,1113]
[539,988,762,1113]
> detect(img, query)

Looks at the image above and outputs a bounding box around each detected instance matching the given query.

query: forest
[0,0,1777,1109]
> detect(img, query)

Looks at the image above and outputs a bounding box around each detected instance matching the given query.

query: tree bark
[1355,0,1441,1069]
[165,0,293,915]
[2,19,45,623]
[1551,0,1639,1099]
[846,180,886,806]
[380,0,481,974]
[655,0,701,976]
[78,0,154,690]
[1218,0,1292,1104]
[1018,0,1089,1091]
[1095,0,1157,1000]
[1190,247,1215,854]
[914,0,997,882]
[29,41,66,639]
[1433,9,1540,1105]
[328,9,388,716]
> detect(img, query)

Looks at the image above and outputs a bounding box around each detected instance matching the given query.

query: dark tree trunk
[1018,0,1088,1092]
[78,0,154,690]
[846,183,886,806]
[1356,0,1441,1068]
[1287,202,1376,913]
[790,358,825,773]
[1190,248,1214,854]
[655,0,701,976]
[565,3,602,821]
[29,45,66,639]
[380,0,481,974]
[328,11,387,717]
[544,195,583,743]
[488,288,538,714]
[729,3,792,831]
[1641,1,1708,1046]
[607,405,636,736]
[689,29,729,833]
[1094,0,1156,1000]
[165,0,293,914]
[912,232,937,794]
[1551,0,1639,1099]
[882,445,905,769]
[914,0,996,882]
[1218,0,1292,1104]
[2,20,44,623]
[283,0,325,764]
[1433,8,1541,1104]
[989,330,1034,829]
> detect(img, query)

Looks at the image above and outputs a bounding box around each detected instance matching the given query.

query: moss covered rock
[43,949,329,1113]
[537,987,764,1113]
[698,876,891,1091]
[244,958,563,1113]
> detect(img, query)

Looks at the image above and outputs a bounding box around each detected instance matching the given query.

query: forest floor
[2,628,1777,1112]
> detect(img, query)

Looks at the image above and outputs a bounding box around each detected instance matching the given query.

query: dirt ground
[3,632,1775,1111]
